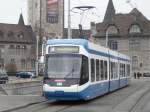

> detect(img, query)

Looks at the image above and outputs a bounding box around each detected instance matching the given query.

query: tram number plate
[57,82,63,86]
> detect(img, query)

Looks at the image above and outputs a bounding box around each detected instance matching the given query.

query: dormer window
[129,24,141,34]
[106,25,118,35]
[7,31,14,37]
[0,31,3,37]
[16,45,21,49]
[18,32,24,38]
[22,45,27,49]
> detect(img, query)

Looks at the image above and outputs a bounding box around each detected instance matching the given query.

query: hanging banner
[46,0,59,23]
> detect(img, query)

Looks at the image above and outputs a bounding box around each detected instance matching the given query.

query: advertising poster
[47,0,59,23]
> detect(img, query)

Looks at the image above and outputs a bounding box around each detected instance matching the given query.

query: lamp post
[42,36,47,58]
[106,30,108,47]
[68,0,71,39]
[36,35,39,77]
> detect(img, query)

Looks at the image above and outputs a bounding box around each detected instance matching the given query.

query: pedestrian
[134,72,136,79]
[137,72,140,79]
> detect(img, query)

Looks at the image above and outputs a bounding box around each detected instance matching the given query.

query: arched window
[7,31,14,37]
[18,31,24,38]
[129,24,141,33]
[107,25,118,35]
[132,56,139,69]
[22,45,27,49]
[21,59,26,69]
[108,40,118,50]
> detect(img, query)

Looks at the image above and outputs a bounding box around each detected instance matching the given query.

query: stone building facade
[0,14,36,73]
[91,0,150,74]
[28,0,64,39]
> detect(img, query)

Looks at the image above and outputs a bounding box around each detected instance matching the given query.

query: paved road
[129,78,150,112]
[2,78,149,112]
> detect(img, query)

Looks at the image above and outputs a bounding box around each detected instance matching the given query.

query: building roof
[0,15,36,44]
[18,14,25,25]
[96,8,150,37]
[103,0,116,22]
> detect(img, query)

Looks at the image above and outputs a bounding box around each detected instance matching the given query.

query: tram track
[111,82,148,110]
[110,80,150,112]
[1,100,48,112]
[7,100,74,112]
[129,85,150,112]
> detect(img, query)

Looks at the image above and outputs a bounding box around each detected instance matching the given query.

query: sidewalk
[0,95,46,112]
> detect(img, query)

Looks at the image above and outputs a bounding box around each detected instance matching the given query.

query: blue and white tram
[43,39,131,101]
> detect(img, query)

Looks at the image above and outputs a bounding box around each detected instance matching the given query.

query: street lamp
[36,35,39,77]
[68,0,71,39]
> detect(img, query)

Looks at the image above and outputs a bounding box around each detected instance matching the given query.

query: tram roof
[47,39,130,61]
[47,39,88,47]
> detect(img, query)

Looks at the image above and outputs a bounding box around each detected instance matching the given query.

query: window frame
[91,59,95,82]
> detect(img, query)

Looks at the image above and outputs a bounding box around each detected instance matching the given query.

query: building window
[21,45,27,55]
[11,58,15,64]
[129,24,141,34]
[0,58,4,67]
[7,31,14,37]
[9,45,15,49]
[129,38,140,51]
[21,59,26,69]
[132,56,139,70]
[31,59,35,69]
[108,40,118,50]
[0,31,4,37]
[22,45,27,49]
[107,25,118,35]
[0,45,5,49]
[18,32,24,38]
[9,45,15,55]
[16,45,21,55]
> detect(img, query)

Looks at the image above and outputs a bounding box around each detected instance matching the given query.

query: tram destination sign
[49,46,79,53]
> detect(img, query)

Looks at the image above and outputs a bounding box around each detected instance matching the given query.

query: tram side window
[120,63,125,78]
[114,63,118,79]
[119,64,123,78]
[104,61,108,80]
[123,64,126,77]
[110,62,113,79]
[100,60,104,80]
[96,59,100,81]
[80,56,89,85]
[111,62,118,79]
[127,64,130,77]
[91,59,95,82]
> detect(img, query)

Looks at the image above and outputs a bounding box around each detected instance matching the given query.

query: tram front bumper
[43,91,80,101]
[43,84,80,100]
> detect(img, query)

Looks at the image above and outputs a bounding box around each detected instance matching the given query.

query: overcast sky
[0,0,149,29]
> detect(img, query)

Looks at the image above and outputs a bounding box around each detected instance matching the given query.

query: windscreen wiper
[64,68,75,78]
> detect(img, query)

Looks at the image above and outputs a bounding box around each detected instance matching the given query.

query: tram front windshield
[46,54,82,79]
